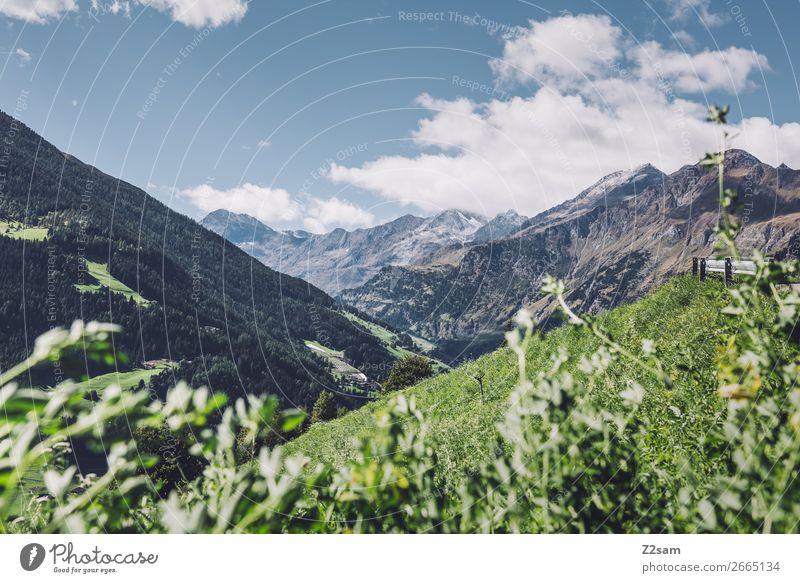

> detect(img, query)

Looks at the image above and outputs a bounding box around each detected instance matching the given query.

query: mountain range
[6,102,799,397]
[201,150,800,362]
[340,150,800,360]
[201,208,525,293]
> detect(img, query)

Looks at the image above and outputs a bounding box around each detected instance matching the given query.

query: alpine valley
[0,110,412,410]
[206,153,800,362]
[4,104,800,396]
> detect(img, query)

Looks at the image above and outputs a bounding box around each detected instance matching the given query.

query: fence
[692,257,763,286]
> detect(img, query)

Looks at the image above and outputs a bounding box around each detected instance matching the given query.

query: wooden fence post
[724,257,733,286]
[699,258,706,281]
[473,371,486,404]
[692,257,698,277]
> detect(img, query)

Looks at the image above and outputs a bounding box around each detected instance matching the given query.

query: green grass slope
[74,360,172,395]
[341,310,449,371]
[287,276,730,489]
[0,219,48,241]
[74,260,152,305]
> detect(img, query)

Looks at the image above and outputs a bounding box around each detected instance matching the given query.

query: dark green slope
[0,110,392,407]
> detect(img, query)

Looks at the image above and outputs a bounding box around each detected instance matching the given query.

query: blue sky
[1,0,799,232]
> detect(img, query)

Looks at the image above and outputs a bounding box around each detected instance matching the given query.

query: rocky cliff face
[340,151,800,361]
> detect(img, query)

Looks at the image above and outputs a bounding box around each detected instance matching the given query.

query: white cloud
[178,183,302,223]
[327,13,791,218]
[136,0,247,28]
[490,13,622,86]
[670,30,696,48]
[109,1,132,17]
[0,0,242,27]
[14,47,31,64]
[665,0,728,28]
[635,42,769,93]
[737,117,800,167]
[0,0,77,23]
[490,12,767,95]
[329,89,715,217]
[87,1,131,20]
[256,139,271,149]
[177,183,374,233]
[302,197,375,234]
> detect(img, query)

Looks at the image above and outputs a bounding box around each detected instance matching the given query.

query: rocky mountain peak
[724,149,763,169]
[201,209,275,244]
[203,208,254,225]
[423,209,487,233]
[471,209,528,242]
[577,163,666,203]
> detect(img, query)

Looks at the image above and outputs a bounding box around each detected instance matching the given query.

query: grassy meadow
[287,275,730,491]
[74,260,151,305]
[0,219,48,241]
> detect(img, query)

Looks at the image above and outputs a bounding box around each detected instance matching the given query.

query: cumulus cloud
[302,197,375,234]
[737,117,800,167]
[490,13,622,86]
[0,0,244,27]
[178,183,374,233]
[671,30,696,47]
[136,0,247,28]
[491,12,766,94]
[635,42,769,93]
[328,88,715,217]
[107,1,132,18]
[178,183,301,224]
[327,13,791,218]
[0,0,77,23]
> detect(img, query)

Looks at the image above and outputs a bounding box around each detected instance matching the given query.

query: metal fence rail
[692,256,763,286]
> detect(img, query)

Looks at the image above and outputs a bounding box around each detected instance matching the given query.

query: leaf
[620,383,644,405]
[44,466,77,498]
[698,499,717,530]
[717,490,741,511]
[281,409,306,432]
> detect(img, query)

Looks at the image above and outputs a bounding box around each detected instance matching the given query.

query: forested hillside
[0,110,393,407]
